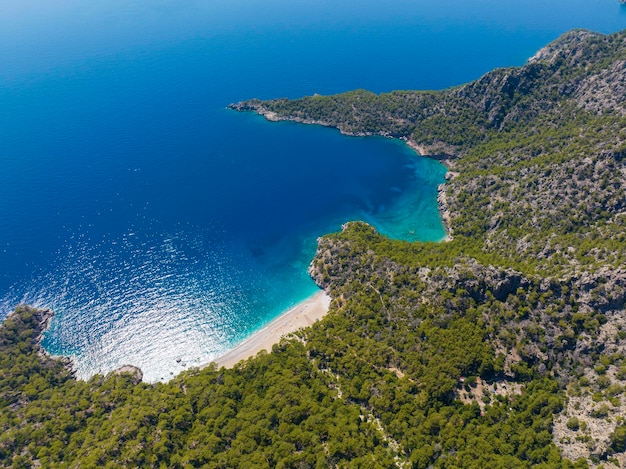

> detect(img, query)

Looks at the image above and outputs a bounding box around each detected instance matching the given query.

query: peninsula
[2,29,626,468]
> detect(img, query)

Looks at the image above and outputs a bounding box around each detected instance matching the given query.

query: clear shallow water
[1,0,625,381]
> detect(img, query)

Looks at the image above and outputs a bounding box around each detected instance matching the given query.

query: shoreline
[231,105,456,243]
[208,290,330,369]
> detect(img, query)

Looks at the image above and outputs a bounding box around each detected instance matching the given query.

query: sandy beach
[209,291,330,369]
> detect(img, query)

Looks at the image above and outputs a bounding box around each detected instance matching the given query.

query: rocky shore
[14,305,145,383]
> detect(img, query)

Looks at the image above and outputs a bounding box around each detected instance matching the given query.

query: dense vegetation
[2,29,626,467]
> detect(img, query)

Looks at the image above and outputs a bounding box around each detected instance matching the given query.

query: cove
[1,0,625,381]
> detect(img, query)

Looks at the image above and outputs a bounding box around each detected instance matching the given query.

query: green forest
[2,29,626,468]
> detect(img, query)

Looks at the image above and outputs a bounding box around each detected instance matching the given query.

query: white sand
[208,291,330,369]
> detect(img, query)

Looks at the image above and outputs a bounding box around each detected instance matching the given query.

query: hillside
[1,29,626,468]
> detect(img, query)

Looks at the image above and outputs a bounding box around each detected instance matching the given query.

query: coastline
[400,138,456,242]
[33,307,143,381]
[231,104,456,243]
[403,138,456,242]
[28,292,330,380]
[437,182,454,242]
[209,290,331,369]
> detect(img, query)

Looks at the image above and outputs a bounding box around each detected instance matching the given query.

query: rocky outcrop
[4,306,72,370]
[112,365,144,384]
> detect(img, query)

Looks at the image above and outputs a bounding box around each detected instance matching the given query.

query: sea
[1,0,625,382]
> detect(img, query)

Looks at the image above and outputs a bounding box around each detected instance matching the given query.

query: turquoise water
[1,0,625,381]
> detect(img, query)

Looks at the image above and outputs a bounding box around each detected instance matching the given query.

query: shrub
[567,417,581,431]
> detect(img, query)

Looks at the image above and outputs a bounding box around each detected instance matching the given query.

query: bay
[0,0,624,381]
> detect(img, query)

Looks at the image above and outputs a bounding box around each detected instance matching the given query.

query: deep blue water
[1,0,625,381]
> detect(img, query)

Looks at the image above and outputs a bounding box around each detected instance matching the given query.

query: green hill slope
[2,29,626,468]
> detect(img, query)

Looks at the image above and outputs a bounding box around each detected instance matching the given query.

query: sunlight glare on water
[1,0,625,381]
